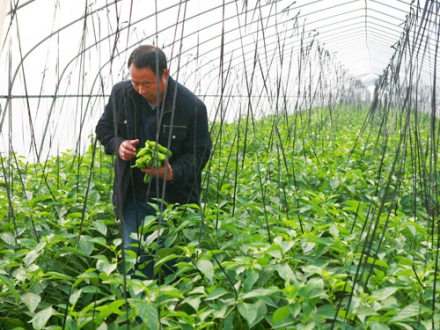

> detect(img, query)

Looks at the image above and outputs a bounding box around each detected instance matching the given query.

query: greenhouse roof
[0,0,438,156]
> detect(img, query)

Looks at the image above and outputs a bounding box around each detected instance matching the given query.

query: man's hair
[127,45,167,77]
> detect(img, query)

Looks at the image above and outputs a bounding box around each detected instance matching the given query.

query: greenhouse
[0,0,439,329]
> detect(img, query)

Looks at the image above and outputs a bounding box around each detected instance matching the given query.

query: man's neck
[148,101,158,109]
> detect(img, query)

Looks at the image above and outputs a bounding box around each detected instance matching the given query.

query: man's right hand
[118,139,139,161]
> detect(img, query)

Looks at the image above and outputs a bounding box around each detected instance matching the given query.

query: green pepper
[146,140,157,148]
[139,155,152,167]
[136,146,150,157]
[157,144,171,156]
[157,152,166,161]
[146,140,172,157]
[151,159,161,168]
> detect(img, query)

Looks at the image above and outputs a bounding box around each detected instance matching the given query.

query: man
[95,45,212,280]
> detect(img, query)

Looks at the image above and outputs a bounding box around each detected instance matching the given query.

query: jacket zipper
[163,124,187,132]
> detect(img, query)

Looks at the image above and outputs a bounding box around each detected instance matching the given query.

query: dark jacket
[95,77,212,217]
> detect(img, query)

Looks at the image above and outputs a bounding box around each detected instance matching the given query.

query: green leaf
[159,287,185,299]
[69,289,82,307]
[21,292,41,313]
[97,299,126,319]
[31,306,53,330]
[189,286,206,295]
[357,306,378,317]
[316,303,337,319]
[300,205,314,213]
[369,320,390,330]
[29,194,52,207]
[238,300,266,329]
[212,305,228,319]
[369,287,398,302]
[222,311,234,330]
[0,274,20,301]
[0,317,26,328]
[300,278,326,299]
[237,302,257,328]
[79,235,94,256]
[182,296,201,312]
[81,285,106,295]
[205,287,229,301]
[273,305,290,324]
[342,200,361,212]
[96,259,117,276]
[24,250,39,267]
[329,224,339,238]
[241,287,279,300]
[0,232,15,245]
[45,272,75,281]
[367,257,389,269]
[388,303,423,323]
[94,221,108,236]
[266,244,283,259]
[302,262,329,275]
[134,301,159,330]
[330,178,340,190]
[301,241,315,254]
[59,246,89,257]
[144,302,159,330]
[198,322,216,329]
[67,212,83,220]
[197,260,214,281]
[154,253,179,268]
[180,203,200,210]
[243,269,259,291]
[89,236,109,247]
[145,228,165,247]
[274,264,296,282]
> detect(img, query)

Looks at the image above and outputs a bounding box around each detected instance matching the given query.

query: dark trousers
[121,195,159,279]
[121,196,178,281]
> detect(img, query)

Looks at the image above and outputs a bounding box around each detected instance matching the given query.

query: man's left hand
[141,161,174,181]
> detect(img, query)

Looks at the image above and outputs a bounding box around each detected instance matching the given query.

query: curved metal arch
[1,0,121,121]
[190,25,366,94]
[3,0,288,115]
[0,0,191,132]
[197,35,358,106]
[179,8,369,84]
[39,0,303,155]
[4,0,372,121]
[171,0,376,80]
[6,0,36,15]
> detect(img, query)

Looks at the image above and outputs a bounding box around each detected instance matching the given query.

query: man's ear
[162,69,169,83]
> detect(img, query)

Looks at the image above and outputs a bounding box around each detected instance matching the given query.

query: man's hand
[119,139,139,161]
[141,161,174,181]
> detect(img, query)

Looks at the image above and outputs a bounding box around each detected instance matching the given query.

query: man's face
[130,64,169,104]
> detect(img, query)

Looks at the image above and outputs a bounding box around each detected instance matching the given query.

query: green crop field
[1,106,438,329]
